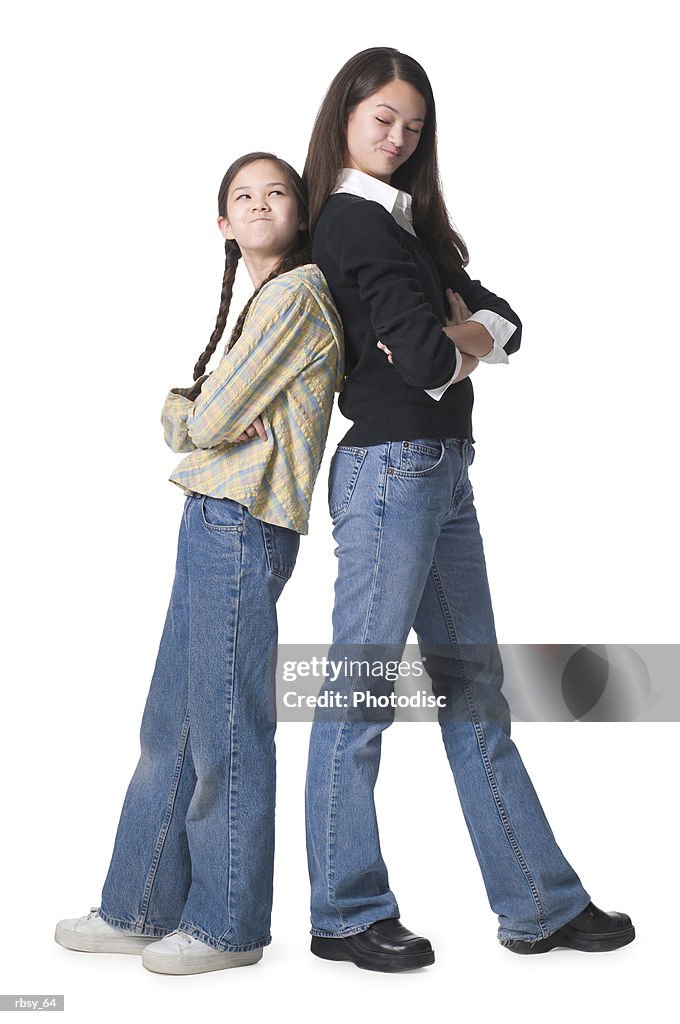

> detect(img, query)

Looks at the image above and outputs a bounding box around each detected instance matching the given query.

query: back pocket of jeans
[260,520,301,580]
[328,446,366,520]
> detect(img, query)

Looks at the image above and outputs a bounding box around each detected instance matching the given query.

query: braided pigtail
[192,240,240,380]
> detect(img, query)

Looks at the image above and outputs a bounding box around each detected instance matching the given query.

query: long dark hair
[303,47,469,283]
[191,152,312,381]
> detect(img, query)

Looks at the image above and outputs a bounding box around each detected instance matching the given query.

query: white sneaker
[142,930,263,975]
[54,906,157,954]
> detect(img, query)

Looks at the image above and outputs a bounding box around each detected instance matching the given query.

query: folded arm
[423,273,522,401]
[446,268,521,362]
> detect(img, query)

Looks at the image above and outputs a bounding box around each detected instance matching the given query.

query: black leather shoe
[311,918,434,972]
[500,901,635,954]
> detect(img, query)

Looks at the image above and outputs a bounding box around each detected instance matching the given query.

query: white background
[1,1,678,1021]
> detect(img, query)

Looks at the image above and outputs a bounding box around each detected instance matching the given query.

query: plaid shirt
[160,264,344,535]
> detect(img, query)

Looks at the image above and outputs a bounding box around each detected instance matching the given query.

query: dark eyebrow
[232,181,288,191]
[376,103,425,124]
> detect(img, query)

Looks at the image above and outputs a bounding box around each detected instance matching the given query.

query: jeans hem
[177,919,271,952]
[98,905,172,938]
[497,893,592,944]
[310,916,398,939]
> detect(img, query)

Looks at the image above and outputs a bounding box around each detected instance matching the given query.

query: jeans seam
[137,709,192,929]
[222,527,245,944]
[429,556,550,939]
[361,444,389,640]
[325,720,347,929]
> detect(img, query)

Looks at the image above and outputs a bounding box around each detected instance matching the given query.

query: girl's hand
[234,416,268,444]
[377,340,394,364]
[445,288,472,326]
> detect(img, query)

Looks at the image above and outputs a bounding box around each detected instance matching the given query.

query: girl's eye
[375,117,421,135]
[235,190,284,200]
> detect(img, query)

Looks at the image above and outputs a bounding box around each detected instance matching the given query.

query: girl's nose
[387,127,405,148]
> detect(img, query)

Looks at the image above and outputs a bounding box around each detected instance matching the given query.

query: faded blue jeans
[305,438,591,944]
[99,493,300,952]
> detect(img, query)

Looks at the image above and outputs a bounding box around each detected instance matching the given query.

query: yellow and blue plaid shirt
[160,264,344,535]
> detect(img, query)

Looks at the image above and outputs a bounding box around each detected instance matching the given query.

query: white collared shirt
[332,167,516,400]
[333,167,418,237]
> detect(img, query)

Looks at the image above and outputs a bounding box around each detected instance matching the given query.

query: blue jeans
[99,493,300,952]
[305,438,591,943]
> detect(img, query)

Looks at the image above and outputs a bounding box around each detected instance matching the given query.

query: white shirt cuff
[424,346,463,401]
[467,309,516,364]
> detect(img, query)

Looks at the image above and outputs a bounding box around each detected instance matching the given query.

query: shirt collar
[332,167,416,236]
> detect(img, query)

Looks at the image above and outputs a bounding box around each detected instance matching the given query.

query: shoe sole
[142,947,263,975]
[311,936,434,973]
[502,923,636,954]
[54,924,153,955]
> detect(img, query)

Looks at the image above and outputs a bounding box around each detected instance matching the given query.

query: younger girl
[55,152,343,975]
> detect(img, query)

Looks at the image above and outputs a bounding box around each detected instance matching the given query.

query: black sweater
[312,192,522,446]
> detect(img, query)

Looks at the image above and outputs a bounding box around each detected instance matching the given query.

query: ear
[217,214,235,241]
[298,216,307,232]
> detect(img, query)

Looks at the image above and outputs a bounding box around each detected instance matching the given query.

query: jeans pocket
[328,446,367,520]
[393,439,445,477]
[200,495,245,531]
[260,520,301,580]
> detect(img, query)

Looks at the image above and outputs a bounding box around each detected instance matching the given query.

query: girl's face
[344,79,427,184]
[219,159,305,259]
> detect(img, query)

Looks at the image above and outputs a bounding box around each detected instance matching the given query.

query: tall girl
[302,48,634,971]
[55,152,343,975]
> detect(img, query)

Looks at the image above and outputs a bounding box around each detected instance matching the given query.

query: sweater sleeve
[329,199,458,389]
[448,267,522,358]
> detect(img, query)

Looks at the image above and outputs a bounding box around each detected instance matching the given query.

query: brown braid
[190,152,312,383]
[192,240,240,379]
